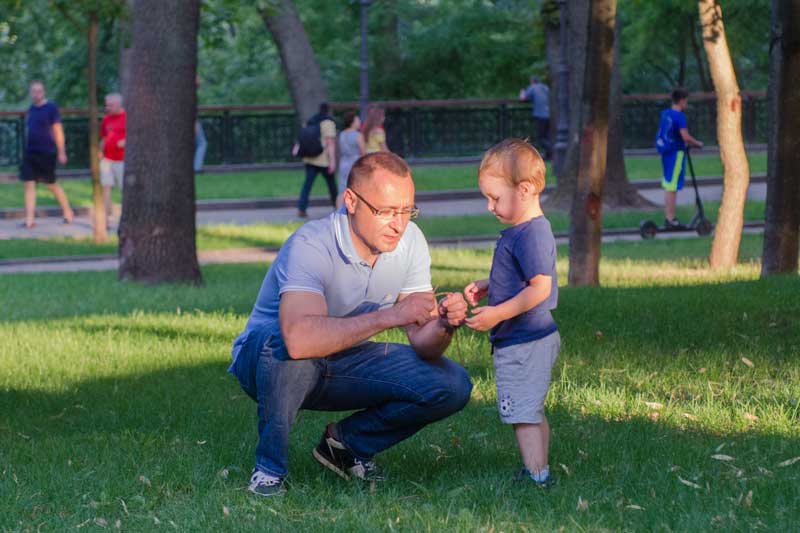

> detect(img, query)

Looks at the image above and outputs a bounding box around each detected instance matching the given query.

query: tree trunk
[259,0,328,124]
[699,0,751,269]
[544,0,591,210]
[87,11,108,243]
[762,0,800,275]
[118,0,134,103]
[543,0,560,152]
[568,0,617,287]
[118,0,201,284]
[690,17,712,92]
[604,14,655,208]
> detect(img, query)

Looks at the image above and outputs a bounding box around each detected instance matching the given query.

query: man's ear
[343,188,357,215]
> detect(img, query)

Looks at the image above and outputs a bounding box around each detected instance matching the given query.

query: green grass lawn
[0,152,767,210]
[1,236,799,530]
[0,199,767,261]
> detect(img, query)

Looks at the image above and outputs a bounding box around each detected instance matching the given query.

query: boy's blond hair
[478,138,546,194]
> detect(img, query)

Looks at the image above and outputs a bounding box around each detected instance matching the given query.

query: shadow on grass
[1,357,798,530]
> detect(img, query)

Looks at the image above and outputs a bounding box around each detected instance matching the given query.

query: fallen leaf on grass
[698,367,707,374]
[139,475,151,487]
[743,413,759,422]
[711,454,735,461]
[715,443,727,452]
[625,505,644,510]
[741,357,754,368]
[678,476,702,489]
[595,330,604,341]
[196,440,207,445]
[777,457,800,468]
[645,402,664,410]
[94,518,108,528]
[576,497,589,511]
[682,413,698,421]
[648,412,660,422]
[114,519,121,529]
[223,506,230,517]
[559,463,571,476]
[744,490,753,508]
[218,468,229,479]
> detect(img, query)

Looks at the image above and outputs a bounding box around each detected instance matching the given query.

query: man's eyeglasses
[349,189,420,220]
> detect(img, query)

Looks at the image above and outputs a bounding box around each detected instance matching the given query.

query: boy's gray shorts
[494,331,560,424]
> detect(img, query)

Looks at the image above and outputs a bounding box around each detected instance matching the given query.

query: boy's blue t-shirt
[655,108,687,155]
[488,216,558,348]
[26,102,61,153]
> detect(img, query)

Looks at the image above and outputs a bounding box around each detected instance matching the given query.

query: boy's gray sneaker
[312,425,385,482]
[248,469,286,497]
[514,467,555,489]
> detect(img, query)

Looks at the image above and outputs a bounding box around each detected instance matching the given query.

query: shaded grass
[0,152,767,209]
[1,237,799,530]
[0,199,766,261]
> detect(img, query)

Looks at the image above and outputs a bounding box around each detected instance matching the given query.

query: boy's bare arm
[680,128,703,148]
[492,274,552,321]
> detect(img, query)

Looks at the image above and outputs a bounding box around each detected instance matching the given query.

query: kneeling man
[230,152,473,496]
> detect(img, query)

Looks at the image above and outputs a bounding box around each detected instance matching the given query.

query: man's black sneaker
[514,467,555,489]
[312,425,385,482]
[248,469,286,497]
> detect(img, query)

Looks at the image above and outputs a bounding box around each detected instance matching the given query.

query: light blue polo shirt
[230,208,433,367]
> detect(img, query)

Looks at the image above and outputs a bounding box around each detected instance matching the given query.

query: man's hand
[117,139,125,148]
[465,305,502,332]
[391,292,435,327]
[437,292,467,328]
[328,162,336,174]
[57,151,67,165]
[464,279,489,306]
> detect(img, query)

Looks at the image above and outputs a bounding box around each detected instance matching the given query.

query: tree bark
[88,11,108,243]
[690,17,712,92]
[762,0,800,275]
[604,14,655,208]
[699,0,751,269]
[544,0,590,210]
[118,0,201,284]
[543,0,560,152]
[568,0,617,287]
[259,0,328,124]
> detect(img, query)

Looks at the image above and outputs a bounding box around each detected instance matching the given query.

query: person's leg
[194,122,207,173]
[23,181,36,227]
[664,190,677,222]
[297,164,320,215]
[46,183,74,222]
[100,158,113,218]
[537,118,551,159]
[322,167,337,207]
[661,151,684,224]
[307,342,472,461]
[514,419,549,477]
[230,328,324,478]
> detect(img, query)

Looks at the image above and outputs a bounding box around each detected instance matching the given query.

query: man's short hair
[671,88,689,103]
[29,79,45,88]
[347,152,411,190]
[319,102,329,115]
[106,92,123,104]
[531,76,539,84]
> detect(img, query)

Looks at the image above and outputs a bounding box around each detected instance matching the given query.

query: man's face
[345,168,416,256]
[29,83,45,104]
[677,98,689,111]
[105,96,122,114]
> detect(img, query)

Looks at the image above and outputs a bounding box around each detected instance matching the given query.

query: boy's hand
[465,305,502,332]
[464,279,489,306]
[437,292,467,328]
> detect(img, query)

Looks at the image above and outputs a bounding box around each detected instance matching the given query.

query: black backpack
[296,114,331,158]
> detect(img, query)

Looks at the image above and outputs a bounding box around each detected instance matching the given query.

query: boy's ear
[517,181,534,196]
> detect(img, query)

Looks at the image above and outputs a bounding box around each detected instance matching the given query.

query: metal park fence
[0,92,766,171]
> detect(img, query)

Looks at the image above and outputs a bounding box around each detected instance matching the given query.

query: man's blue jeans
[231,327,473,478]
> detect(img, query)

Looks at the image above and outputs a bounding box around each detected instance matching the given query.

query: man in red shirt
[99,93,126,224]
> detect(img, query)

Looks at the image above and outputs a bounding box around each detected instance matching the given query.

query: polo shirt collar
[334,207,367,266]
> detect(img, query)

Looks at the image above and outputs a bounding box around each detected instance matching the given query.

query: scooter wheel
[696,219,713,236]
[640,220,658,239]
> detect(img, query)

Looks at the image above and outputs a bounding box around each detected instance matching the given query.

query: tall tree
[258,0,328,124]
[762,0,800,275]
[568,0,617,286]
[52,0,125,243]
[699,0,751,268]
[604,13,654,208]
[118,0,201,284]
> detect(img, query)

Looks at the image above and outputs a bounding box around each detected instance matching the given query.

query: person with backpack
[655,88,703,227]
[294,102,337,218]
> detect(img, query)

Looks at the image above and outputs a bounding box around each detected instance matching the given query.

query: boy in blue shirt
[463,138,559,487]
[655,88,704,227]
